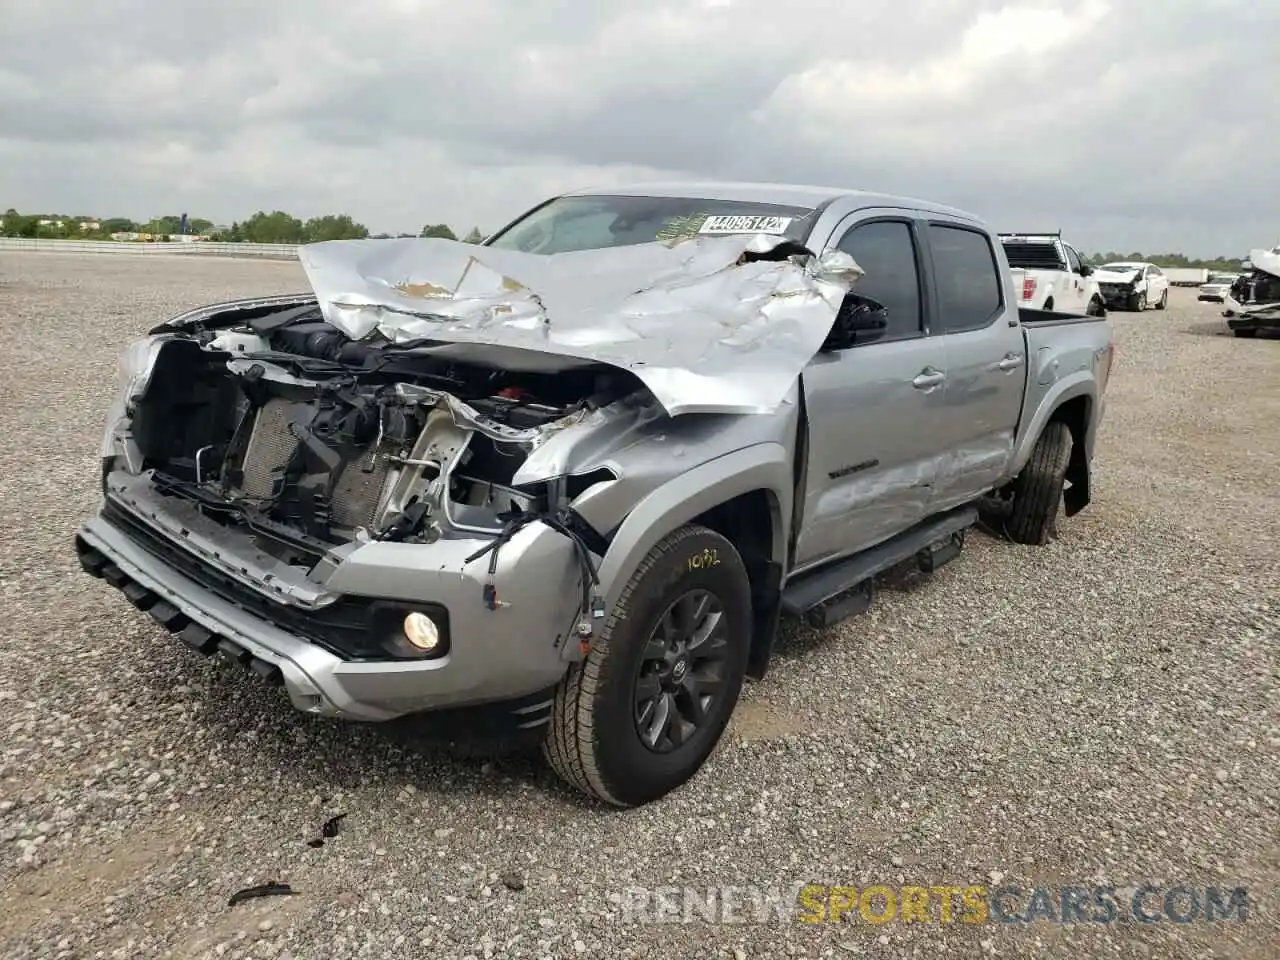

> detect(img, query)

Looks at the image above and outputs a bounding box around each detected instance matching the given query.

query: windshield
[1207,273,1234,283]
[1100,263,1140,273]
[485,194,819,254]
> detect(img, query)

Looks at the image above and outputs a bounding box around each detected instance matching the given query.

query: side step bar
[781,506,977,627]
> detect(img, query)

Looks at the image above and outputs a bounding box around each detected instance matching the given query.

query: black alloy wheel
[633,589,730,753]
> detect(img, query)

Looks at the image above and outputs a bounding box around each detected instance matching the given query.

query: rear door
[792,212,948,572]
[924,220,1029,510]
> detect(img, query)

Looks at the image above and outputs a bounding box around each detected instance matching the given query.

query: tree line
[0,207,1249,266]
[1083,251,1245,272]
[0,207,486,245]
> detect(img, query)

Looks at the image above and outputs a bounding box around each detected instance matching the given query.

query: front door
[924,219,1028,509]
[1063,243,1090,313]
[1146,265,1167,304]
[793,214,949,572]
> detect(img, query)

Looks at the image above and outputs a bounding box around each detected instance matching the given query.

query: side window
[834,220,923,342]
[1064,245,1081,272]
[928,224,1004,333]
[1149,265,1163,277]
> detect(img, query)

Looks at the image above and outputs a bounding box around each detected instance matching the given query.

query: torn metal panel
[297,235,863,417]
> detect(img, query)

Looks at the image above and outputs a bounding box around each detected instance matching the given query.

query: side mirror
[1078,263,1093,277]
[822,294,889,350]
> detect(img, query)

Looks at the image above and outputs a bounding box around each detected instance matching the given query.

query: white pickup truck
[999,233,1106,317]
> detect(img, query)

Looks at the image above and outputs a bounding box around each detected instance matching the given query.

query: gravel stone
[0,256,1276,959]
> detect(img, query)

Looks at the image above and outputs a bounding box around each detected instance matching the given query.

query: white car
[1198,272,1238,303]
[1092,261,1170,312]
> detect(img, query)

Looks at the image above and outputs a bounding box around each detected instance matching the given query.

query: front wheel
[543,525,752,807]
[1130,291,1148,311]
[1233,328,1257,338]
[1086,295,1106,317]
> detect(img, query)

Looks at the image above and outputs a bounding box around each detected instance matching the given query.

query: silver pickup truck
[76,182,1114,807]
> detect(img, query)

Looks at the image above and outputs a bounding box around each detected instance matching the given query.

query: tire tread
[543,524,722,806]
[1005,421,1073,546]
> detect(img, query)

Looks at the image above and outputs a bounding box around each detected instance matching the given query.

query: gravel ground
[0,254,1276,960]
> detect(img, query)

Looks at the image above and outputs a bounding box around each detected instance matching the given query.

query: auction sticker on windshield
[698,215,794,235]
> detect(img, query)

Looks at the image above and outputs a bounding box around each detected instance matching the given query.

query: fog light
[403,612,441,651]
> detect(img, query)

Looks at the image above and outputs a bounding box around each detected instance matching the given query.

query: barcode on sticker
[697,215,794,235]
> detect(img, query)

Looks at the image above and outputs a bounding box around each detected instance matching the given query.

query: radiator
[239,399,296,499]
[237,399,394,531]
[330,455,393,530]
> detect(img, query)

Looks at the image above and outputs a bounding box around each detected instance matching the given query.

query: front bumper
[1098,287,1137,308]
[76,474,585,722]
[1226,312,1279,333]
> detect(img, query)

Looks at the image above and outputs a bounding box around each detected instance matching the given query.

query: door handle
[912,368,946,389]
[997,353,1024,371]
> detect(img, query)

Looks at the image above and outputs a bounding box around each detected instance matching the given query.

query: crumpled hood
[297,234,863,417]
[1247,247,1280,280]
[1092,268,1141,284]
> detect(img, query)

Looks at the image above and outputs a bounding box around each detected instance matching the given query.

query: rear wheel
[1156,289,1168,310]
[543,525,752,807]
[1233,328,1257,338]
[1003,421,1073,546]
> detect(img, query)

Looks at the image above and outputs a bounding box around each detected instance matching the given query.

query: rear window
[1000,240,1064,270]
[486,195,818,254]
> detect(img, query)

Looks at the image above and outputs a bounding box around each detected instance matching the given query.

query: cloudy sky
[1,0,1275,257]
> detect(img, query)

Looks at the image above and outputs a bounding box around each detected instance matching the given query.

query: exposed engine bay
[126,301,639,561]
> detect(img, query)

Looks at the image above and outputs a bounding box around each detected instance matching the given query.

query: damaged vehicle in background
[1224,247,1280,338]
[76,182,1114,808]
[1093,260,1170,312]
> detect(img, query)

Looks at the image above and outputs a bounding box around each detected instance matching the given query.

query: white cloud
[0,0,1273,255]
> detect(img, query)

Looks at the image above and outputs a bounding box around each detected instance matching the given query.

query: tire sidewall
[589,528,752,805]
[1009,421,1073,544]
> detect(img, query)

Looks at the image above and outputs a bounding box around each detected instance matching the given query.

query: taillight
[1021,276,1037,301]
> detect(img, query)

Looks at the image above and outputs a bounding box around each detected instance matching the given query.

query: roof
[562,179,982,223]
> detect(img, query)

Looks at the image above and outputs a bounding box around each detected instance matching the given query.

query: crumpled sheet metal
[392,382,598,448]
[1090,267,1141,284]
[297,234,863,417]
[1249,247,1280,279]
